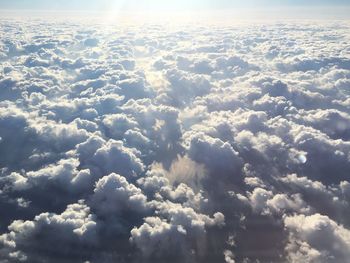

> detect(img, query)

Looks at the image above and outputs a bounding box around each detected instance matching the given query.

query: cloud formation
[0,17,349,262]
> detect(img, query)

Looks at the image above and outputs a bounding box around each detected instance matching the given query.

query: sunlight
[1,1,350,262]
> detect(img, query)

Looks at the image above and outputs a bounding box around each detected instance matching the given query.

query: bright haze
[1,0,350,10]
[0,0,350,263]
[0,0,349,23]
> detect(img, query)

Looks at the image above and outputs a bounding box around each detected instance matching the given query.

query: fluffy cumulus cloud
[0,15,349,263]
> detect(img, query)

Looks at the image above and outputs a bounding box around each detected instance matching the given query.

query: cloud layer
[0,17,350,262]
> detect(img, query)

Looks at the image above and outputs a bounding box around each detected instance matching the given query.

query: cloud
[91,173,149,216]
[284,213,350,263]
[0,201,98,262]
[130,202,224,261]
[0,16,349,263]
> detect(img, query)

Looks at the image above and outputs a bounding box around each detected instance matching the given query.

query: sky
[1,0,350,262]
[1,0,350,11]
[1,11,350,262]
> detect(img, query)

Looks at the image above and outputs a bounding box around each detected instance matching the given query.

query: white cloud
[0,201,98,262]
[0,16,349,262]
[92,173,149,216]
[284,213,350,263]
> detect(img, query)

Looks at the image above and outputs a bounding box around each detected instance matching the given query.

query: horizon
[1,6,350,21]
[0,0,350,21]
[1,0,350,11]
[1,1,350,263]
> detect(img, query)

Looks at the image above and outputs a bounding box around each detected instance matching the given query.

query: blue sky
[1,0,350,11]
